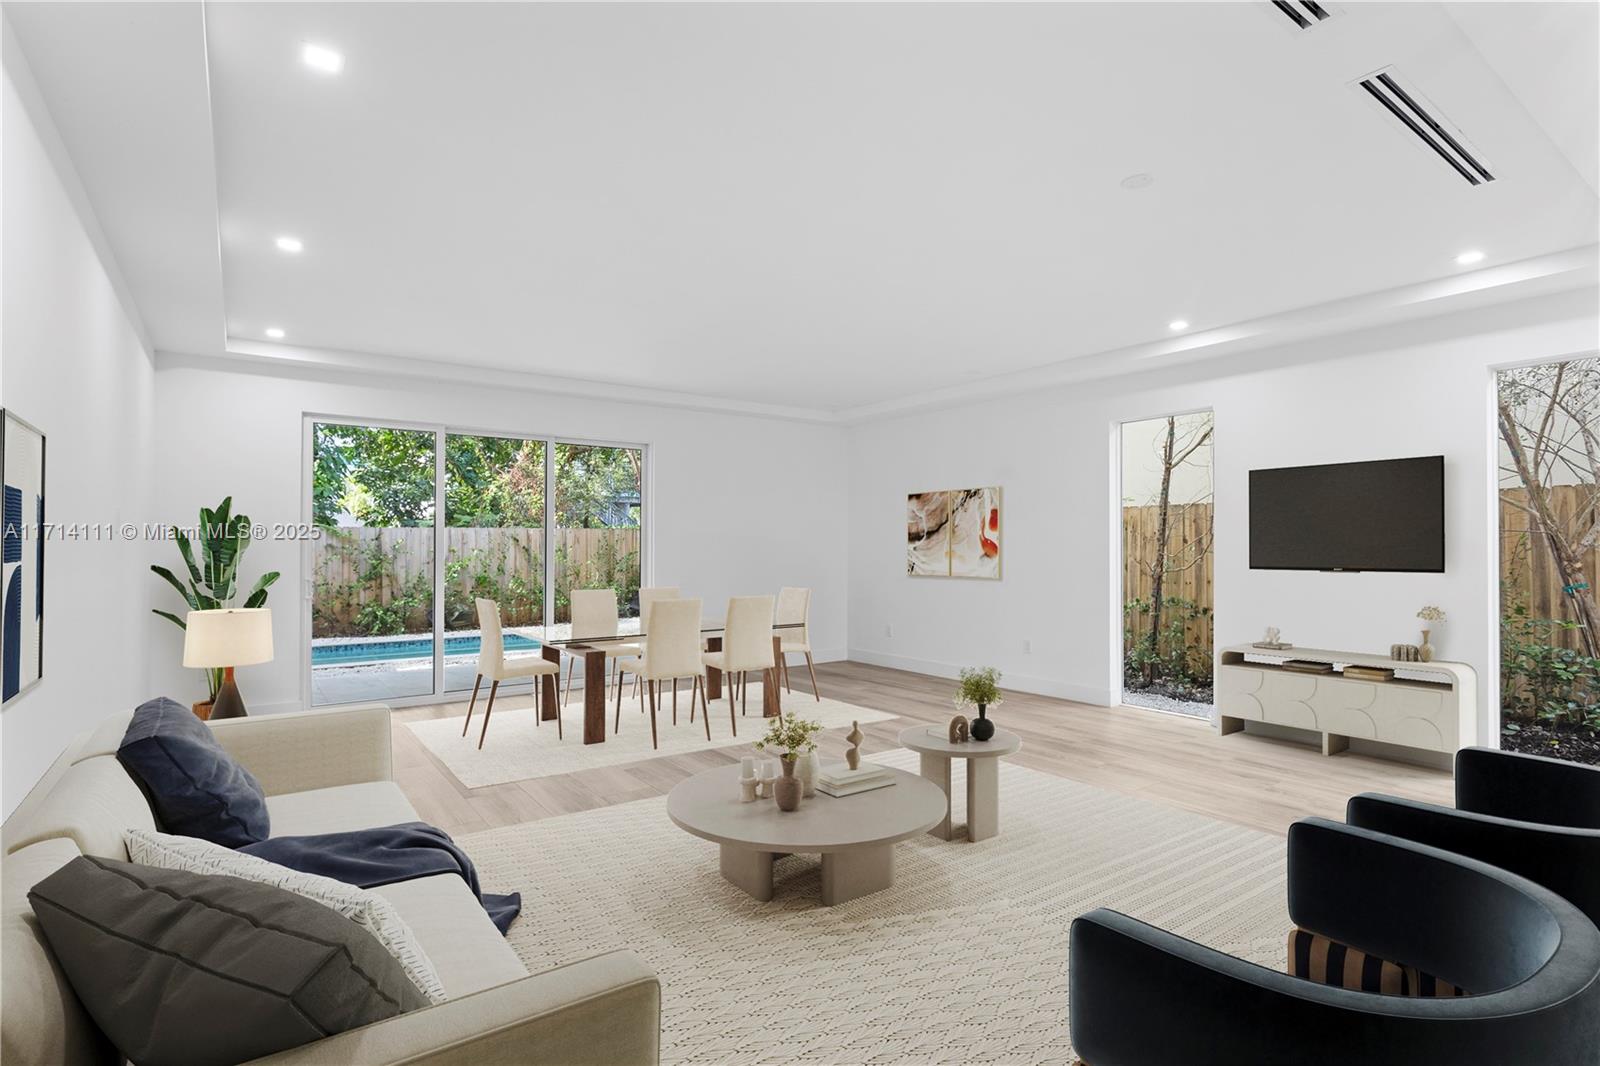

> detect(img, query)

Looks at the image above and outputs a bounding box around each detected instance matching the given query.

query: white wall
[846,290,1599,747]
[147,362,850,711]
[2,39,156,816]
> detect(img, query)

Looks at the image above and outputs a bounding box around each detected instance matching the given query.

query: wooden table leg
[919,752,954,840]
[540,644,561,721]
[582,647,607,744]
[763,635,784,718]
[967,758,1000,841]
[705,636,723,700]
[820,844,894,905]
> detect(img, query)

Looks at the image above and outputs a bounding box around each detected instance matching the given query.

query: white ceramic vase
[795,750,819,798]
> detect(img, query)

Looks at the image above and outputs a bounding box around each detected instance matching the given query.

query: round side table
[897,725,1022,842]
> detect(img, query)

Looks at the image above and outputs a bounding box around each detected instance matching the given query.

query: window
[307,420,646,706]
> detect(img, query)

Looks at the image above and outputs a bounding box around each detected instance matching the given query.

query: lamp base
[210,667,248,720]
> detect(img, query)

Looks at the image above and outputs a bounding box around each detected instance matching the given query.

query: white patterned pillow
[124,828,447,1004]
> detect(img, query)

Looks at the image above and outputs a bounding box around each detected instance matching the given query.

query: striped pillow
[1286,928,1467,998]
[125,828,447,1004]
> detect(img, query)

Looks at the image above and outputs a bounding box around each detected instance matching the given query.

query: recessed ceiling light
[1455,249,1486,265]
[301,43,344,74]
[274,235,303,254]
[1168,319,1190,332]
[265,327,286,340]
[1120,173,1155,191]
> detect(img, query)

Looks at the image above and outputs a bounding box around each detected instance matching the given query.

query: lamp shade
[183,609,274,668]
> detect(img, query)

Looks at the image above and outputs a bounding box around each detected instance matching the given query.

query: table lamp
[183,608,273,720]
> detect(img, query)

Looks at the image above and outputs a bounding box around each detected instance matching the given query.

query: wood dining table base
[542,643,607,743]
[702,635,786,718]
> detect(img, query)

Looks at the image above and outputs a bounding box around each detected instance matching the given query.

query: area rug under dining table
[405,683,896,788]
[458,748,1291,1064]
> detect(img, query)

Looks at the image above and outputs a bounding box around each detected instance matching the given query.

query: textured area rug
[405,684,897,788]
[459,749,1290,1064]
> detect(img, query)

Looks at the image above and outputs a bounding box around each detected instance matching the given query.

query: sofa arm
[208,704,393,796]
[244,950,660,1066]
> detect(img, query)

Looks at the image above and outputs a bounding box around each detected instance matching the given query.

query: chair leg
[563,658,575,709]
[462,674,483,736]
[727,675,737,737]
[672,678,678,725]
[741,672,748,717]
[805,652,820,701]
[478,681,500,749]
[783,655,792,693]
[648,680,659,750]
[533,674,540,728]
[690,676,697,723]
[614,668,625,733]
[695,676,711,740]
[554,676,562,740]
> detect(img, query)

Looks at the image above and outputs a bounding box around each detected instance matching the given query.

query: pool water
[312,632,541,666]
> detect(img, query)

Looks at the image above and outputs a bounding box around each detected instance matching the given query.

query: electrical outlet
[885,624,893,638]
[1023,639,1032,654]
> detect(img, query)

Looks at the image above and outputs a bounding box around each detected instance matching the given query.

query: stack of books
[816,761,895,798]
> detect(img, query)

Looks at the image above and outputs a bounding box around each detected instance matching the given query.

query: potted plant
[151,497,280,718]
[755,712,823,811]
[955,666,1003,741]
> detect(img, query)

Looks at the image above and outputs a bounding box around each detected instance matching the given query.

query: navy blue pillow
[117,697,270,847]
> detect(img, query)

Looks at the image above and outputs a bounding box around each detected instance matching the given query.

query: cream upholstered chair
[629,586,682,700]
[702,595,775,732]
[623,597,709,748]
[462,598,563,749]
[565,588,642,707]
[776,586,820,701]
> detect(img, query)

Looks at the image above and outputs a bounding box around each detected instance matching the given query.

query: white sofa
[1,704,660,1065]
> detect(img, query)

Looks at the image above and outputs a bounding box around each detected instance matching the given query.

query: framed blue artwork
[2,410,45,705]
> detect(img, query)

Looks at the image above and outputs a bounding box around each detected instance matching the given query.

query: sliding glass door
[307,419,646,707]
[309,421,437,706]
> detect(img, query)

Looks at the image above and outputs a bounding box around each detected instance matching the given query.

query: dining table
[538,620,805,744]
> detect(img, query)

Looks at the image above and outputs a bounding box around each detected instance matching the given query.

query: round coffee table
[667,764,945,906]
[897,725,1022,842]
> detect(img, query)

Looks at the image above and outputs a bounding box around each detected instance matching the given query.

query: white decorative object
[740,756,757,779]
[758,759,776,799]
[124,828,447,1004]
[739,776,759,803]
[796,750,819,798]
[1216,645,1475,759]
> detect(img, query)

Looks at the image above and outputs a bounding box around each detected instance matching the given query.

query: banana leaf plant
[151,497,280,701]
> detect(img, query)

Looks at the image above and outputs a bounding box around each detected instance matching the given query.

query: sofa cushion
[266,780,420,837]
[5,756,155,860]
[127,828,446,1004]
[374,873,529,998]
[2,839,114,1066]
[29,856,426,1066]
[117,696,270,847]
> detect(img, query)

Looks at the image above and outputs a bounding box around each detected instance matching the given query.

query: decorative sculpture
[948,715,970,743]
[845,720,864,770]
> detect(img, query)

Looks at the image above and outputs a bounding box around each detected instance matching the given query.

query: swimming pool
[312,632,541,666]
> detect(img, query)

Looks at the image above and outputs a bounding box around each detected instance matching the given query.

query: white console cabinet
[1216,645,1475,757]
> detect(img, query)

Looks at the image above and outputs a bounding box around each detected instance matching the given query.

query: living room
[3,3,1598,1064]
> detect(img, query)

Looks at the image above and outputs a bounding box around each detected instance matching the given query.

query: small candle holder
[758,760,776,799]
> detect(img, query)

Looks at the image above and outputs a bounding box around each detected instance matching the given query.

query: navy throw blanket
[242,821,521,934]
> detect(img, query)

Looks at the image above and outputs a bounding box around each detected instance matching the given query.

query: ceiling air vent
[1356,69,1496,186]
[1270,1,1333,30]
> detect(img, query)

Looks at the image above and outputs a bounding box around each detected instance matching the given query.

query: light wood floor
[393,660,1454,838]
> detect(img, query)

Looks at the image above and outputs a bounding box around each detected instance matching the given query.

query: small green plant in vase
[956,666,1003,741]
[755,712,823,811]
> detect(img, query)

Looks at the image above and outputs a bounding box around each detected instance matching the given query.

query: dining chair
[566,588,642,707]
[462,598,562,749]
[702,595,775,735]
[623,597,708,748]
[630,587,682,701]
[776,586,820,701]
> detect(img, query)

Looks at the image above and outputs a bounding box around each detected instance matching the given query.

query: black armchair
[1347,746,1600,924]
[1067,819,1600,1065]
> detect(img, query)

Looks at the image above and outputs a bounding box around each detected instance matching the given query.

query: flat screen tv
[1249,456,1444,572]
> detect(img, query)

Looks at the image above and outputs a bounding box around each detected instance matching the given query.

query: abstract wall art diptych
[2,410,45,705]
[906,486,1000,578]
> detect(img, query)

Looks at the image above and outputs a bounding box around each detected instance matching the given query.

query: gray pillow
[117,696,270,846]
[28,856,426,1066]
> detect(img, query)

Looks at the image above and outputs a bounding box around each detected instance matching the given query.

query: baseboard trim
[846,648,1114,706]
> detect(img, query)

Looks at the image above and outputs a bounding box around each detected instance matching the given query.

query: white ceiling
[6,2,1598,418]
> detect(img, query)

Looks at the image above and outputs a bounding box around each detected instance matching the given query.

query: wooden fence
[312,526,641,636]
[1122,502,1215,659]
[1500,484,1598,650]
